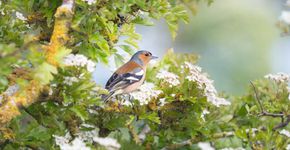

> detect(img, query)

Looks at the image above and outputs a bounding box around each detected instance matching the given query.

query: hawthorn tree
[0,0,290,150]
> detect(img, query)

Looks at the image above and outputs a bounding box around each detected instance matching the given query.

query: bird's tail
[101,91,115,103]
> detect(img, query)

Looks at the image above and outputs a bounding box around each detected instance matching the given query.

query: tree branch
[0,0,75,129]
[161,128,264,150]
[250,81,284,118]
[250,81,289,130]
[273,115,290,130]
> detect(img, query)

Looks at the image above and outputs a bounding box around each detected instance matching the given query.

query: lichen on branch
[0,0,75,129]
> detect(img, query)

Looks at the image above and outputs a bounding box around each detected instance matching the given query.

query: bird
[102,50,158,102]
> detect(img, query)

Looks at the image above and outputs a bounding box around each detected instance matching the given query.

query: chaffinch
[102,50,158,102]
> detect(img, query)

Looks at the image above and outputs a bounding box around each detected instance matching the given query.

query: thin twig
[250,81,284,118]
[250,82,289,130]
[273,115,290,130]
[250,81,264,112]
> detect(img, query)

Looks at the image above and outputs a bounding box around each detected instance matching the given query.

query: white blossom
[15,11,27,21]
[49,87,53,96]
[287,144,290,150]
[279,129,290,137]
[54,130,121,150]
[201,109,210,121]
[86,60,96,72]
[280,11,290,24]
[64,76,79,85]
[156,70,180,87]
[82,0,96,5]
[0,9,5,15]
[63,54,96,72]
[264,72,290,83]
[54,133,90,150]
[183,62,230,107]
[159,98,167,107]
[54,133,71,147]
[197,142,215,150]
[130,82,162,105]
[93,137,121,150]
[119,98,132,107]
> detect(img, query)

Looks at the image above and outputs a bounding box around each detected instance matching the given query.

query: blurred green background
[94,0,290,95]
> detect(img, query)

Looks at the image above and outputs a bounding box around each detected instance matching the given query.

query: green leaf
[166,20,178,39]
[33,62,57,85]
[237,104,248,117]
[114,53,125,67]
[55,47,72,66]
[139,112,160,124]
[25,126,50,141]
[70,105,89,121]
[89,33,110,53]
[119,45,135,55]
[132,16,154,26]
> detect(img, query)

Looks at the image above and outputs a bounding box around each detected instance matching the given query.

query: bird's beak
[151,56,158,59]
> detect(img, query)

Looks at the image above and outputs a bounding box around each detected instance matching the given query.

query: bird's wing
[105,67,144,92]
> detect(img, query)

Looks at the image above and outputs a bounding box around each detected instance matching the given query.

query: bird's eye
[145,53,149,56]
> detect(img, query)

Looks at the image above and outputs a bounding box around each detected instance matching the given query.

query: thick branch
[0,0,75,129]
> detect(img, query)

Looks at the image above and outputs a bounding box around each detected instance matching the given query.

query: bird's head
[130,50,158,66]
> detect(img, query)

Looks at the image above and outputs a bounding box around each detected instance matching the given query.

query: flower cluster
[15,11,27,21]
[130,82,162,105]
[54,130,120,150]
[64,76,79,85]
[156,70,180,87]
[182,62,231,107]
[82,0,96,5]
[264,72,290,83]
[54,133,90,150]
[197,142,214,150]
[159,98,167,107]
[93,137,121,150]
[64,54,96,72]
[279,129,290,137]
[280,11,290,25]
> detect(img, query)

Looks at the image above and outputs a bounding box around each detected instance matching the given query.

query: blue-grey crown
[130,50,151,65]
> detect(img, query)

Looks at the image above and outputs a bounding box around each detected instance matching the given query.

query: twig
[250,81,284,118]
[127,124,141,144]
[250,81,264,112]
[258,112,283,117]
[273,115,290,130]
[250,81,290,130]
